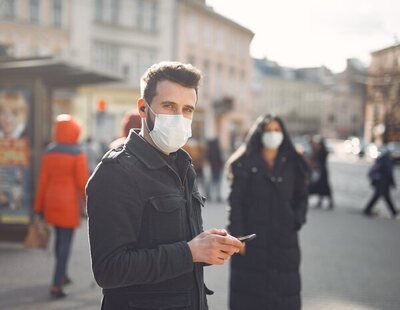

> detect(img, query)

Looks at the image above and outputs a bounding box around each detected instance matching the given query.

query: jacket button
[277,177,283,182]
[251,167,258,173]
[271,177,276,182]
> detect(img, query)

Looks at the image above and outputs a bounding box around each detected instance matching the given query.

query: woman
[227,115,309,310]
[34,114,88,299]
[308,136,334,209]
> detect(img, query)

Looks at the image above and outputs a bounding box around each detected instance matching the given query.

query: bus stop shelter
[0,57,120,241]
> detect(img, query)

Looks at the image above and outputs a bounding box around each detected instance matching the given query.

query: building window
[135,0,144,29]
[53,0,62,27]
[203,60,210,96]
[122,64,130,78]
[30,0,40,24]
[132,50,157,81]
[150,1,158,32]
[186,14,197,45]
[92,42,120,74]
[111,0,120,24]
[1,0,15,20]
[216,63,223,96]
[95,0,103,22]
[134,0,158,32]
[203,23,212,49]
[216,29,224,51]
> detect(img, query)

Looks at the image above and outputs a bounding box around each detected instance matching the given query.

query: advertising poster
[0,89,33,225]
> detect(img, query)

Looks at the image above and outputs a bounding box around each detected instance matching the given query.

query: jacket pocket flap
[149,195,186,213]
[128,292,191,308]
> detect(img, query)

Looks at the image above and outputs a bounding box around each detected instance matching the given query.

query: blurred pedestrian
[109,111,142,149]
[308,135,334,209]
[226,114,309,310]
[364,149,398,218]
[82,136,101,174]
[183,137,207,193]
[86,62,243,310]
[34,114,88,299]
[206,137,224,202]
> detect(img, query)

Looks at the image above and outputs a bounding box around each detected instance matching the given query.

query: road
[1,158,399,310]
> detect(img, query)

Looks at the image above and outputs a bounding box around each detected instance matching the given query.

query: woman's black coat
[309,147,331,196]
[228,150,308,310]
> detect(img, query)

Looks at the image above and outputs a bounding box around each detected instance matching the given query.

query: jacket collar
[125,130,191,170]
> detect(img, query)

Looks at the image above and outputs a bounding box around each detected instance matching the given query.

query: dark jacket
[309,147,331,196]
[368,153,396,194]
[86,131,208,310]
[228,151,308,310]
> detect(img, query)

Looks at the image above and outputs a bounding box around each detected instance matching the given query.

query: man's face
[141,80,197,130]
[0,105,18,137]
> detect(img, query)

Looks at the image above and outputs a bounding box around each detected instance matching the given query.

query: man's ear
[137,98,146,118]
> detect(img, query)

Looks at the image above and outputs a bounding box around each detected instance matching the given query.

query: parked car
[344,136,366,157]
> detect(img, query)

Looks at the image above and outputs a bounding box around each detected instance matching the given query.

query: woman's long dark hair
[226,114,310,178]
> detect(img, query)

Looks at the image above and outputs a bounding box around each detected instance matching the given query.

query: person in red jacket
[34,114,88,299]
[109,111,142,150]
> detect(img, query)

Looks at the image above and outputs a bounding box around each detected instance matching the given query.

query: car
[344,136,366,157]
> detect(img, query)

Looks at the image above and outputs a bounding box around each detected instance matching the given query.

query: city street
[1,158,400,310]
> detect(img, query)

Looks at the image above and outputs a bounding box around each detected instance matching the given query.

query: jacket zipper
[166,160,190,192]
[168,160,203,309]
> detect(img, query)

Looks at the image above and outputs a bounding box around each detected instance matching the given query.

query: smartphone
[237,234,256,243]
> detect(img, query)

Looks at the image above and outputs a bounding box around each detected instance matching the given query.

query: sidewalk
[1,160,399,309]
[0,222,101,310]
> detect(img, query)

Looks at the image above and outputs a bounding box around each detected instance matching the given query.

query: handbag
[24,215,50,249]
[311,169,321,183]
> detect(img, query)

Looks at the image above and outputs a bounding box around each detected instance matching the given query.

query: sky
[206,0,400,72]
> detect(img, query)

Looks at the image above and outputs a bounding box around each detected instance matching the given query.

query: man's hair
[140,61,202,105]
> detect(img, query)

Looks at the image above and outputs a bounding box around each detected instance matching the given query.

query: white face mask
[262,131,284,149]
[145,104,192,154]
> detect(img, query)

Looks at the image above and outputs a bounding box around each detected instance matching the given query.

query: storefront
[0,57,119,241]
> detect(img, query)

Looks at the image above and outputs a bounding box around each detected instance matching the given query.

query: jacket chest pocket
[148,195,186,245]
[192,192,206,235]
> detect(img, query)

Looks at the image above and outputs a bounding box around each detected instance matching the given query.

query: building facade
[253,58,331,136]
[0,0,71,58]
[364,43,400,143]
[1,0,254,154]
[322,59,367,139]
[175,0,254,154]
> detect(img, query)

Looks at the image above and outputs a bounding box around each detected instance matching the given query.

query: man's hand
[187,228,244,265]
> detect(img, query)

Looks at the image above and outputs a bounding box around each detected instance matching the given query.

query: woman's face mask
[145,103,192,154]
[262,131,284,150]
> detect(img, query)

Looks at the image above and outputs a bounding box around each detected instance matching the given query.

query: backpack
[368,161,382,185]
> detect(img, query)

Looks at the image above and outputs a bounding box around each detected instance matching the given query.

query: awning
[0,56,121,87]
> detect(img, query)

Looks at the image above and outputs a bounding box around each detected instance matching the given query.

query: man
[364,149,398,218]
[86,62,243,310]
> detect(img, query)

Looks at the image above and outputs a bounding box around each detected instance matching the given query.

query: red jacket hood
[54,115,81,144]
